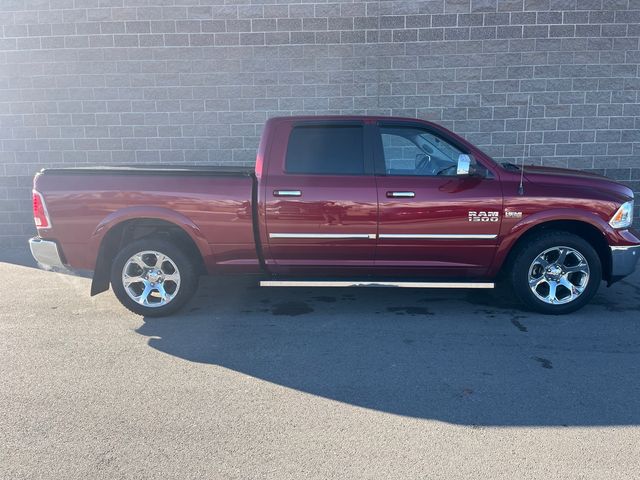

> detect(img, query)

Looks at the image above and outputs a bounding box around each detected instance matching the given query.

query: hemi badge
[505,211,523,219]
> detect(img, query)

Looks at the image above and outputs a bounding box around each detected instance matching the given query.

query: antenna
[518,94,531,196]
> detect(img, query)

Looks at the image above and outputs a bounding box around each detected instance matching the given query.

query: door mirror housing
[456,154,471,176]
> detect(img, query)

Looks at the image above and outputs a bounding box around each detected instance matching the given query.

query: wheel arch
[498,219,611,282]
[89,208,210,296]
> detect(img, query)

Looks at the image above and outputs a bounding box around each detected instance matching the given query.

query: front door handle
[273,190,302,197]
[387,191,415,198]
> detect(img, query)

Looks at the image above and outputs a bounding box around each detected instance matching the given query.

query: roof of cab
[265,115,441,128]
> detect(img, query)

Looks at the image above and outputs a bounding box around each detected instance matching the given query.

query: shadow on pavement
[137,273,640,426]
[0,247,37,269]
[0,246,93,278]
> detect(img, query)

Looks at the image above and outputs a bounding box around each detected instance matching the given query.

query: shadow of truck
[136,274,640,427]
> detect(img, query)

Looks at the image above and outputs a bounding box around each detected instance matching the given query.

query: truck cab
[260,117,503,278]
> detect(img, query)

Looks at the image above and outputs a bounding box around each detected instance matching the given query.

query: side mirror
[457,154,471,175]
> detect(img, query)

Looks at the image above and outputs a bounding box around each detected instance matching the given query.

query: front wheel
[510,232,602,315]
[110,239,198,317]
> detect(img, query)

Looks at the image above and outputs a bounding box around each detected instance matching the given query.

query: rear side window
[285,125,364,175]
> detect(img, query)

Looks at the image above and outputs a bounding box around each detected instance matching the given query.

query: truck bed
[35,165,259,273]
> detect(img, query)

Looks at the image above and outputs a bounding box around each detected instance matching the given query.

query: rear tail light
[33,190,51,229]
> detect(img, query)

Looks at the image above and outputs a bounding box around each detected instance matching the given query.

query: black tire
[110,238,198,317]
[510,231,602,315]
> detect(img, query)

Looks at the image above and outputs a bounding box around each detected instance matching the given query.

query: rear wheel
[110,239,198,317]
[510,232,602,314]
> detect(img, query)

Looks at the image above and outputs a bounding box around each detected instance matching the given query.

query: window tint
[381,127,472,177]
[285,125,364,175]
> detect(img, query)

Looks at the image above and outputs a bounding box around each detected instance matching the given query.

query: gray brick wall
[1,0,639,248]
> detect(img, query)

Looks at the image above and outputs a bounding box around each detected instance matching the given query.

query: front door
[374,123,503,277]
[264,120,378,274]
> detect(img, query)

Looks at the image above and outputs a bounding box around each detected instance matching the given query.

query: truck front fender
[490,208,613,277]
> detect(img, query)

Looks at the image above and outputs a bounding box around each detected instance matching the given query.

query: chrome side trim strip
[269,233,496,240]
[269,233,377,240]
[379,233,498,239]
[261,280,495,289]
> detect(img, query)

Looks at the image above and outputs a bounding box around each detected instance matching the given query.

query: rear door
[264,120,378,273]
[374,122,503,276]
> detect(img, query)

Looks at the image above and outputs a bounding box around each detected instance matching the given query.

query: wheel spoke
[128,254,145,269]
[156,283,173,303]
[123,274,145,287]
[545,280,558,304]
[134,281,153,306]
[564,262,588,274]
[533,256,549,269]
[559,277,584,300]
[163,272,180,283]
[155,253,168,270]
[556,248,568,266]
[529,276,545,288]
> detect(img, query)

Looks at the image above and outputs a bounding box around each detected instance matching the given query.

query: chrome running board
[260,280,494,289]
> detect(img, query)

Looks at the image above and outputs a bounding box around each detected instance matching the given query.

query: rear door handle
[273,190,302,197]
[387,191,415,198]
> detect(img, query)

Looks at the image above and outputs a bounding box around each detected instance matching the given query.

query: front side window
[285,125,364,175]
[380,127,482,177]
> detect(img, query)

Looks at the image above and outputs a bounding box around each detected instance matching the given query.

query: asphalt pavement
[1,247,639,479]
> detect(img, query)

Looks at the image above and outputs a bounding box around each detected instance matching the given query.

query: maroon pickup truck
[29,116,639,316]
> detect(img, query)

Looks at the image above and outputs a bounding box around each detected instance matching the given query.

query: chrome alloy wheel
[121,251,181,308]
[528,246,590,305]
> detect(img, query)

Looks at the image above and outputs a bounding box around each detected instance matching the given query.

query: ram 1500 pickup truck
[29,116,639,316]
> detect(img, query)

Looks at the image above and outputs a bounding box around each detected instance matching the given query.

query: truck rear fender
[89,207,212,296]
[493,209,612,281]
